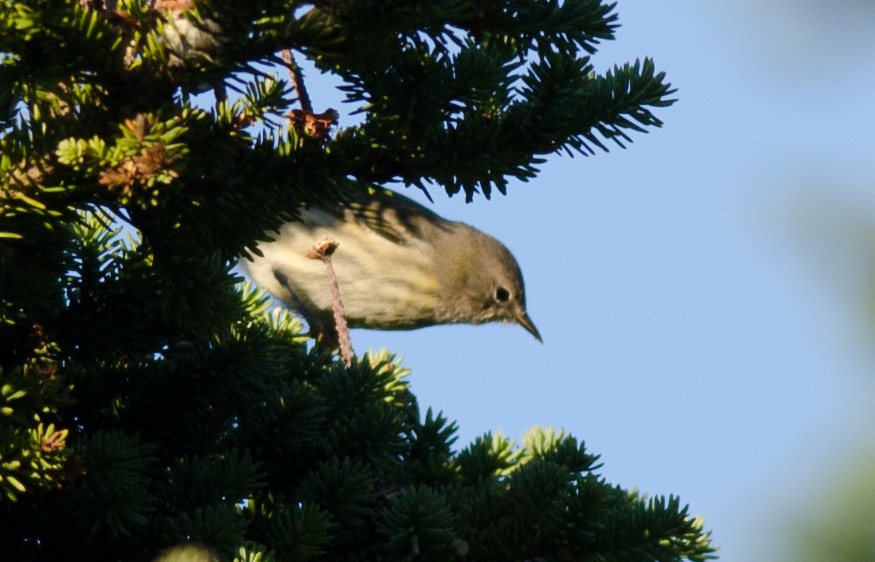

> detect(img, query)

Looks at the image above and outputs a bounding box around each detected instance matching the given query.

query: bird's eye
[495,287,510,303]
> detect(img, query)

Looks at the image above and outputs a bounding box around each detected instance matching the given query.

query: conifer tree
[0,1,714,560]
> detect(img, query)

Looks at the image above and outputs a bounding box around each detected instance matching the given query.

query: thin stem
[307,238,354,368]
[282,49,313,114]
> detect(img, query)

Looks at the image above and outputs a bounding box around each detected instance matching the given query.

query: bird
[240,187,541,345]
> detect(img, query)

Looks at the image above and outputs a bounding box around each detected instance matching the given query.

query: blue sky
[262,2,875,560]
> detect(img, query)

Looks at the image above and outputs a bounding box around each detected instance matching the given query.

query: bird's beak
[516,310,542,342]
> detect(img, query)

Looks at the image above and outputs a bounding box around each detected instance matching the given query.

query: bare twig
[282,49,313,114]
[281,49,338,143]
[307,237,353,368]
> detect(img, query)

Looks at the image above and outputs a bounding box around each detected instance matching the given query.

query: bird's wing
[310,187,450,245]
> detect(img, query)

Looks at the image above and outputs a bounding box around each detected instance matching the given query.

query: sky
[263,2,875,560]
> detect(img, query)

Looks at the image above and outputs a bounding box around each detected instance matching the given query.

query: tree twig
[282,48,313,114]
[307,237,353,368]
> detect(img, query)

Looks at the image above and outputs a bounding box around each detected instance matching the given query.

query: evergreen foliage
[0,0,713,560]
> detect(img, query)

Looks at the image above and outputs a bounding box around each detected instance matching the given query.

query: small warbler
[241,188,540,342]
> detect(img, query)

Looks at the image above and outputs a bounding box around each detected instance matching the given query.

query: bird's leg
[271,268,337,347]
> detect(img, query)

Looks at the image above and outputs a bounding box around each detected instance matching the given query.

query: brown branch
[282,49,313,114]
[307,237,354,368]
[281,48,338,143]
